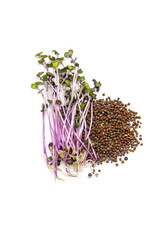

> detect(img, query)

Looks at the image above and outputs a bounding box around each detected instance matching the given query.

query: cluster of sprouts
[31,49,101,179]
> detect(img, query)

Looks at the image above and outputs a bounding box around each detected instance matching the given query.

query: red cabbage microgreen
[31,49,101,180]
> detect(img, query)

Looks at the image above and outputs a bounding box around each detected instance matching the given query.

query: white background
[0,0,157,239]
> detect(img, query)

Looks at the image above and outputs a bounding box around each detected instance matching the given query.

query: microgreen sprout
[31,49,101,179]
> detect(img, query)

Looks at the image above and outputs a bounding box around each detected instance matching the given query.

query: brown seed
[92,163,95,168]
[86,97,142,166]
[115,163,119,167]
[88,173,92,177]
[124,157,128,161]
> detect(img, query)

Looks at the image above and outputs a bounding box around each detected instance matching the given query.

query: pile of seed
[86,95,143,171]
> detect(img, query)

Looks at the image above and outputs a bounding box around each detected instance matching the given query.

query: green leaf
[82,81,90,88]
[67,65,74,70]
[68,49,73,56]
[40,55,47,58]
[59,67,67,74]
[75,62,79,67]
[48,99,52,104]
[35,52,43,57]
[64,52,68,58]
[80,103,85,108]
[56,100,62,105]
[64,50,73,58]
[49,56,55,61]
[65,80,70,87]
[41,103,45,112]
[47,72,55,77]
[35,81,44,86]
[57,57,64,62]
[77,76,85,82]
[31,82,43,89]
[36,72,44,77]
[89,92,97,99]
[85,88,89,93]
[47,63,53,68]
[52,60,59,68]
[52,50,59,55]
[42,74,48,80]
[38,58,44,64]
[75,122,80,128]
[84,140,88,146]
[78,69,83,74]
[82,87,89,93]
[75,115,81,120]
[92,79,102,90]
[31,83,37,89]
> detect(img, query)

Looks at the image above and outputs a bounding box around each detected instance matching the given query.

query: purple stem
[42,109,48,164]
[68,123,96,162]
[88,138,97,160]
